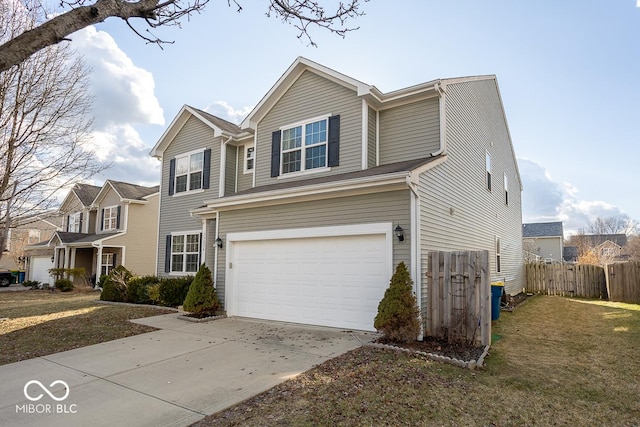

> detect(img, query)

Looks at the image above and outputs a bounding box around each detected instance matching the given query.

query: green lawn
[194,296,640,426]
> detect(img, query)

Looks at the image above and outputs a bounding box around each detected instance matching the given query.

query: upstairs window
[169,149,211,196]
[496,236,502,273]
[102,206,119,231]
[504,173,509,205]
[244,145,255,173]
[486,151,492,191]
[68,212,82,232]
[271,115,340,177]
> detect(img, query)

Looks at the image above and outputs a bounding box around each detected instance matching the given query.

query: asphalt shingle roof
[73,183,101,206]
[109,181,159,200]
[522,222,564,238]
[191,107,242,134]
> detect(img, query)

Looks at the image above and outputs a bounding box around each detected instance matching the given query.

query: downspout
[213,211,220,288]
[430,82,447,157]
[406,175,422,340]
[219,136,233,198]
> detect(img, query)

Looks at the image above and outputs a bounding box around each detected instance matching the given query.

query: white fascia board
[227,222,392,242]
[193,172,411,214]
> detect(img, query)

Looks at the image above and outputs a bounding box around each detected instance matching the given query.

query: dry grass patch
[0,290,173,365]
[194,296,640,426]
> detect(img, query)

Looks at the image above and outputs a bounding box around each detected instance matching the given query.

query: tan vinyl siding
[368,107,377,167]
[59,197,85,232]
[418,79,523,296]
[379,98,440,164]
[105,195,159,276]
[225,144,237,196]
[237,144,254,192]
[255,70,362,186]
[156,115,219,275]
[215,190,411,307]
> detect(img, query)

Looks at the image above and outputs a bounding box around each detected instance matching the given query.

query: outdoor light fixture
[215,237,223,249]
[394,224,405,242]
[50,255,55,263]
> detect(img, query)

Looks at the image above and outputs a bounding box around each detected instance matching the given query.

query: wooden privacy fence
[606,262,640,304]
[425,250,490,347]
[525,264,607,299]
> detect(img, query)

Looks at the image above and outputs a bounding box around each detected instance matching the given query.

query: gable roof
[69,183,101,207]
[149,105,247,158]
[587,234,628,248]
[522,222,564,238]
[93,180,159,206]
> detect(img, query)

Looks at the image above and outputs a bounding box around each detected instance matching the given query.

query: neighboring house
[24,181,159,284]
[150,57,524,332]
[562,246,578,263]
[569,233,629,263]
[0,212,63,272]
[522,222,564,263]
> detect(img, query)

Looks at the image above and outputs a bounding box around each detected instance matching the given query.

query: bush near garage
[374,261,420,343]
[54,278,74,292]
[183,264,220,315]
[158,276,193,307]
[127,276,160,304]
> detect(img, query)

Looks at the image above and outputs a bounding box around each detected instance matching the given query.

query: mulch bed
[376,336,485,362]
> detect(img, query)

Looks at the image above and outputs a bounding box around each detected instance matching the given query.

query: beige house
[150,57,524,332]
[25,181,159,284]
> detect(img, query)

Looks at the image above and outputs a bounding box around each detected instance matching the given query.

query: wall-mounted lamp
[215,237,223,249]
[394,224,405,242]
[18,256,26,263]
[50,255,55,263]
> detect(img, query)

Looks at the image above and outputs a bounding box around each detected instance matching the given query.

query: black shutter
[199,232,203,267]
[203,149,211,189]
[112,253,117,268]
[66,215,70,232]
[116,206,121,229]
[168,158,176,195]
[79,212,83,232]
[271,131,281,177]
[327,115,340,167]
[100,209,104,231]
[164,235,171,273]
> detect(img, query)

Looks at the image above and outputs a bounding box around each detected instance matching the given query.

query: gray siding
[255,70,362,186]
[236,143,254,192]
[418,79,523,296]
[379,98,440,164]
[214,190,411,307]
[156,115,220,275]
[367,107,377,167]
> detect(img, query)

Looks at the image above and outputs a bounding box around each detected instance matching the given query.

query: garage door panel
[230,232,389,331]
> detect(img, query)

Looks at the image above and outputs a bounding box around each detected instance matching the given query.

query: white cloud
[519,158,628,236]
[205,101,253,124]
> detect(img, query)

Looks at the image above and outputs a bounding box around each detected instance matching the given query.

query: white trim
[213,212,220,286]
[252,131,257,188]
[279,114,331,176]
[243,144,255,175]
[171,188,205,198]
[102,205,119,231]
[174,148,206,196]
[276,166,332,180]
[361,99,368,170]
[375,110,380,166]
[278,113,331,131]
[410,187,422,340]
[169,230,202,274]
[235,147,239,193]
[219,140,226,198]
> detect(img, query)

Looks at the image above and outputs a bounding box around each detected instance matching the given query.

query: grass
[0,289,173,365]
[194,295,640,426]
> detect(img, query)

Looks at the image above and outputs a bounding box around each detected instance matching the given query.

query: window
[102,206,118,231]
[496,236,501,273]
[28,229,41,244]
[175,152,203,193]
[171,233,200,273]
[486,151,492,191]
[601,247,615,256]
[68,212,82,232]
[504,173,508,205]
[101,253,114,276]
[281,118,328,174]
[244,145,255,173]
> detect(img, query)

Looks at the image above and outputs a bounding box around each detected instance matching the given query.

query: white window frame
[244,145,255,174]
[504,172,508,205]
[280,114,330,176]
[170,231,200,274]
[68,212,82,232]
[28,229,41,244]
[101,253,114,276]
[174,149,204,194]
[486,151,492,191]
[496,236,502,273]
[103,206,118,231]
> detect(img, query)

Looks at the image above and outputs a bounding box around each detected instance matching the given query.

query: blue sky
[65,1,640,236]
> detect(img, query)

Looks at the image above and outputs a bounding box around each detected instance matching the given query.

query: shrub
[158,276,193,307]
[183,264,219,315]
[374,261,420,343]
[127,276,160,304]
[100,280,125,302]
[54,278,74,292]
[147,283,161,305]
[22,280,41,289]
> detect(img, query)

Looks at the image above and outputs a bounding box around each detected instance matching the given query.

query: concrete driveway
[0,314,376,427]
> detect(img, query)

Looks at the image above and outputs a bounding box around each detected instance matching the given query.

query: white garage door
[228,225,392,331]
[30,256,54,284]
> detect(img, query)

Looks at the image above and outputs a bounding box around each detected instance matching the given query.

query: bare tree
[0,0,367,73]
[588,214,638,236]
[0,0,107,260]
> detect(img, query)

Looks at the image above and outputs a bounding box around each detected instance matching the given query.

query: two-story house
[25,181,159,284]
[151,57,524,332]
[522,221,565,263]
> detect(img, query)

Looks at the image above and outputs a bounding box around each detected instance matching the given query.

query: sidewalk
[0,315,376,427]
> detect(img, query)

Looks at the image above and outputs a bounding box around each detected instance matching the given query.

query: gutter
[431,82,447,157]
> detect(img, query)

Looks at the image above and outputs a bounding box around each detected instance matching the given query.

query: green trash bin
[10,271,19,284]
[491,281,504,321]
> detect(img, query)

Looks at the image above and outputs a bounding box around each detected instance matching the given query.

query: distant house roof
[108,181,159,201]
[522,222,564,238]
[563,246,578,261]
[73,183,102,206]
[586,234,628,248]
